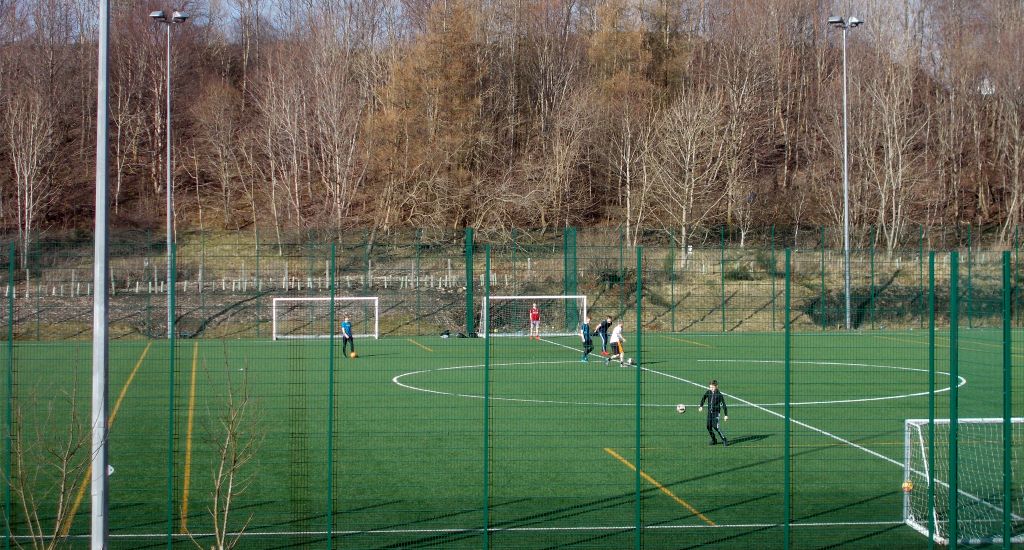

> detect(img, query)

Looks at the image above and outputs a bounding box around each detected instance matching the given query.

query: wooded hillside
[1,0,1022,251]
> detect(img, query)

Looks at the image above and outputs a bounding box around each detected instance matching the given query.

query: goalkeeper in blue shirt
[340,316,355,357]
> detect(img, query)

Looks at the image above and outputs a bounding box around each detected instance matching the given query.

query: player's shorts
[613,342,623,355]
[531,320,540,327]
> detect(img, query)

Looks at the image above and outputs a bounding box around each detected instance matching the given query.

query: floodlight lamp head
[150,10,167,21]
[827,16,844,27]
[848,17,863,28]
[172,11,189,23]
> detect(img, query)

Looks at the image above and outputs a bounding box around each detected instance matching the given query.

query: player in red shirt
[529,303,540,340]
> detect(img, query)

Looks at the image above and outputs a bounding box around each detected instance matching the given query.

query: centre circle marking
[391,359,965,408]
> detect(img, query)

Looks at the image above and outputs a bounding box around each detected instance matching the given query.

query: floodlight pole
[151,10,187,338]
[165,22,173,339]
[91,0,111,547]
[829,16,861,330]
[841,24,851,331]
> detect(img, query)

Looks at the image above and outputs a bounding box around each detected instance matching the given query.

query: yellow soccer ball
[902,480,913,493]
[350,352,357,359]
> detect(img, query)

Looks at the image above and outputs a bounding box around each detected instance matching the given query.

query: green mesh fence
[0,227,1021,549]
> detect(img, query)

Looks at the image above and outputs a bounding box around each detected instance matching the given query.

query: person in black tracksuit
[595,317,612,355]
[699,380,729,446]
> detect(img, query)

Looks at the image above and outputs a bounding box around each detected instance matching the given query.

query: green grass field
[4,329,1023,548]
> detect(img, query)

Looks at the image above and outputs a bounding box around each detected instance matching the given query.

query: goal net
[903,417,1023,545]
[482,295,587,337]
[272,297,379,340]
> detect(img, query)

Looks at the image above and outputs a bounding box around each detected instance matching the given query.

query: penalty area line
[62,341,153,536]
[604,447,715,526]
[662,335,713,348]
[407,338,434,352]
[181,341,200,531]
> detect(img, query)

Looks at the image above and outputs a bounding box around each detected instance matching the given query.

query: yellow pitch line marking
[407,338,434,352]
[874,334,1024,358]
[874,335,927,347]
[662,335,712,348]
[603,447,715,526]
[181,341,200,531]
[62,342,152,536]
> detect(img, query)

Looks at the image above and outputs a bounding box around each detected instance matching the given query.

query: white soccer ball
[627,358,635,365]
[675,404,686,414]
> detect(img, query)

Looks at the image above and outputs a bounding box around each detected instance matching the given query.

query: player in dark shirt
[579,317,594,362]
[595,317,612,356]
[699,380,729,446]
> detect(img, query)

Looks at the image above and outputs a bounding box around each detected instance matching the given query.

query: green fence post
[4,242,14,550]
[1015,226,1020,326]
[415,229,422,335]
[820,227,826,331]
[1001,251,1012,549]
[869,227,876,330]
[510,228,517,295]
[949,251,959,549]
[670,231,676,332]
[771,225,776,331]
[33,244,39,341]
[146,284,152,338]
[165,242,177,548]
[919,226,925,329]
[720,226,726,332]
[634,246,643,550]
[482,244,491,548]
[364,230,371,294]
[966,226,973,329]
[619,227,625,318]
[927,252,936,550]
[784,248,792,548]
[326,243,336,548]
[564,227,578,329]
[465,228,474,335]
[255,229,260,338]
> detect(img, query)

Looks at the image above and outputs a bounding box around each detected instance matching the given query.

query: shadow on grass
[723,434,771,446]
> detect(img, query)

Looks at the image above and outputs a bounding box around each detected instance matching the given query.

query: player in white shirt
[606,322,627,366]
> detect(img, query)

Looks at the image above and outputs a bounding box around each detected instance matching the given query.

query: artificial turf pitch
[4,329,1021,548]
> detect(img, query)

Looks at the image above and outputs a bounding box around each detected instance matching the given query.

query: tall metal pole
[91,0,111,546]
[841,26,852,330]
[165,23,174,339]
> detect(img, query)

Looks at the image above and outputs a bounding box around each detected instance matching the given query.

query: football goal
[272,297,379,340]
[903,417,1023,545]
[482,295,587,337]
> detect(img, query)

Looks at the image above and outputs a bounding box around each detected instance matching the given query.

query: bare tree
[4,85,58,269]
[3,388,91,550]
[187,366,262,550]
[649,87,726,253]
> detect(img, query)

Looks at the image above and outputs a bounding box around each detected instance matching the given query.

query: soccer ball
[350,352,357,359]
[627,358,635,366]
[902,480,913,493]
[675,404,686,414]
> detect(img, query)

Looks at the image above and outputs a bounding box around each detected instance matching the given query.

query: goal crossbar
[272,296,379,340]
[482,295,587,337]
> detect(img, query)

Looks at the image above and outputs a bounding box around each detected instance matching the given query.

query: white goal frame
[481,294,587,337]
[271,296,379,340]
[903,417,1023,545]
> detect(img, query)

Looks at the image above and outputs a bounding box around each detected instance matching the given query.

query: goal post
[903,417,1023,545]
[482,295,587,337]
[272,296,379,340]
